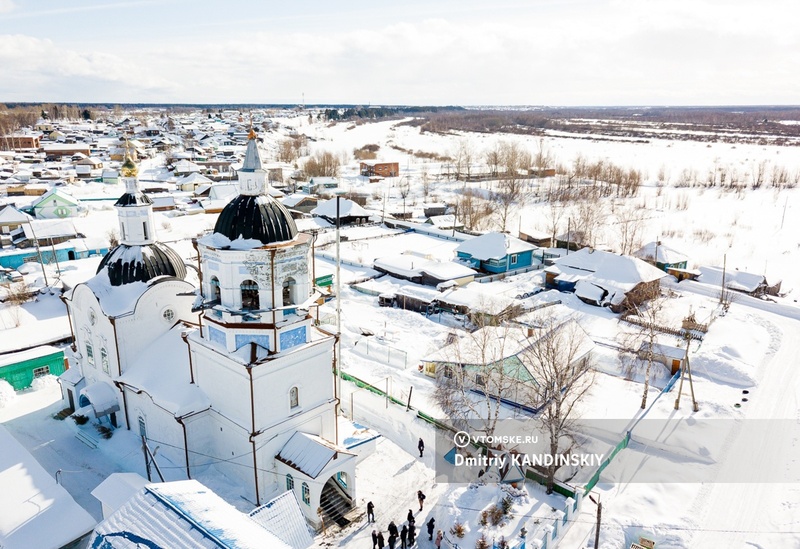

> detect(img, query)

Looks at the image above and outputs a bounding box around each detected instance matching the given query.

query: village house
[455,232,539,274]
[359,160,399,178]
[545,248,667,312]
[30,187,87,218]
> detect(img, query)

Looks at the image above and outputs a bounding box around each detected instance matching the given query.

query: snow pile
[30,374,59,392]
[0,379,16,408]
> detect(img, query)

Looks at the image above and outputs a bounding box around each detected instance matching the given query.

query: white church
[59,134,357,529]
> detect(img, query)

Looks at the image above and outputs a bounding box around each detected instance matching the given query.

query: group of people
[367,500,443,548]
[367,438,444,548]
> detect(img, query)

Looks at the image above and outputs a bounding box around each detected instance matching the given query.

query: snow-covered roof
[91,479,292,549]
[0,344,62,368]
[197,231,266,251]
[436,286,514,315]
[277,432,356,479]
[311,198,370,219]
[281,193,317,208]
[248,491,313,549]
[0,425,96,549]
[424,325,532,364]
[83,266,149,317]
[455,232,536,261]
[697,266,767,292]
[633,241,688,265]
[91,473,149,517]
[574,279,606,303]
[553,248,666,291]
[373,254,475,281]
[178,172,212,185]
[118,324,210,417]
[79,382,120,417]
[21,218,79,240]
[0,204,32,224]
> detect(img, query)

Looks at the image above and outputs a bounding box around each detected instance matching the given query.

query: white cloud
[0,0,15,14]
[0,1,797,105]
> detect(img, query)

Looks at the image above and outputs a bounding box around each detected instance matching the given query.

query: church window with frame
[282,277,296,306]
[286,474,294,491]
[210,276,221,303]
[301,482,310,505]
[86,340,95,367]
[240,280,260,310]
[289,386,299,409]
[100,347,109,374]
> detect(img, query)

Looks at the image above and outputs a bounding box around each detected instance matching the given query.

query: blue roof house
[455,232,537,274]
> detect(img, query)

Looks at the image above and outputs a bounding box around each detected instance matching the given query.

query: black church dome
[96,242,187,286]
[213,194,298,245]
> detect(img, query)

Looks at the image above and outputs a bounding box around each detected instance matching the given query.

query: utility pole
[27,221,48,287]
[335,196,343,442]
[589,494,602,548]
[719,253,727,305]
[675,331,699,412]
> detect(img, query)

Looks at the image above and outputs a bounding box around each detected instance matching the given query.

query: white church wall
[190,341,253,427]
[125,389,189,478]
[115,280,195,373]
[251,336,336,435]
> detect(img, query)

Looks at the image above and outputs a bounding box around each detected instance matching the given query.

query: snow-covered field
[2,115,800,548]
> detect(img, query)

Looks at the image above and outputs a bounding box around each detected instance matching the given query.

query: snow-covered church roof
[90,480,292,549]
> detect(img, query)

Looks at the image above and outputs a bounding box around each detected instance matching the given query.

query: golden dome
[120,142,138,178]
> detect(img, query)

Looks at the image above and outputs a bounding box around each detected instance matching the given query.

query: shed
[0,345,66,390]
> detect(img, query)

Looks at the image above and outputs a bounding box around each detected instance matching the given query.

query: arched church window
[289,386,299,409]
[240,280,259,310]
[210,276,221,303]
[282,277,296,306]
[86,340,95,367]
[302,482,310,505]
[100,347,109,374]
[286,474,294,491]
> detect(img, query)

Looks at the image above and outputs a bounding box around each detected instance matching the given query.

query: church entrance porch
[319,472,354,528]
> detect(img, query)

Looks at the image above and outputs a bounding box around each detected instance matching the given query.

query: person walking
[418,437,425,457]
[417,490,426,511]
[367,501,375,523]
[407,509,415,524]
[408,521,416,546]
[400,523,408,549]
[376,531,385,549]
[372,529,379,549]
[434,530,443,548]
[426,517,436,541]
[388,521,398,538]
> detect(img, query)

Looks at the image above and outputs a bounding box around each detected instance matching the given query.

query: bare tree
[545,201,565,248]
[302,150,340,178]
[519,315,594,493]
[3,282,32,328]
[620,285,669,409]
[615,204,645,256]
[434,321,525,440]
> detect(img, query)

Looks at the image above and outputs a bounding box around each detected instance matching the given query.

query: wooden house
[455,232,537,274]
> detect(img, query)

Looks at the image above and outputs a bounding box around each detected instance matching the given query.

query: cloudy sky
[0,0,796,106]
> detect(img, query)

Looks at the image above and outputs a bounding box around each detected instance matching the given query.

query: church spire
[114,141,156,246]
[237,129,266,195]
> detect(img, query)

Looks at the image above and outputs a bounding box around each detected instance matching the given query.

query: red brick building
[359,161,399,178]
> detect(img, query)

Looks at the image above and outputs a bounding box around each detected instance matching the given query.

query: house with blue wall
[455,232,538,274]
